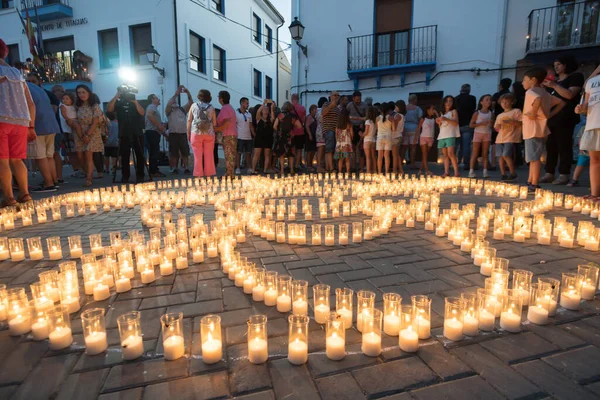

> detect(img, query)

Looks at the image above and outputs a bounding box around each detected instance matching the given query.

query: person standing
[104,112,119,174]
[74,85,104,187]
[315,97,328,172]
[290,93,306,171]
[575,71,600,200]
[402,94,423,169]
[273,102,302,175]
[216,91,237,177]
[235,97,255,174]
[252,99,276,174]
[491,78,513,170]
[321,91,341,172]
[454,84,477,169]
[304,104,318,172]
[541,56,585,185]
[166,86,193,174]
[347,91,367,172]
[0,39,35,206]
[188,89,216,177]
[145,94,167,178]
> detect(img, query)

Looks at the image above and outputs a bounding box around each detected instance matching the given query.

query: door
[374,0,412,67]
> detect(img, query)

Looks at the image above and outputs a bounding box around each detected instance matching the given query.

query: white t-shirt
[59,103,76,133]
[392,112,404,139]
[474,110,492,134]
[364,120,377,142]
[376,115,392,141]
[236,109,253,140]
[438,111,460,140]
[585,75,600,132]
[420,117,435,138]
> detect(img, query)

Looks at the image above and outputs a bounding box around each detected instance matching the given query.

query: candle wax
[288,338,308,365]
[500,311,521,332]
[337,308,352,329]
[31,319,49,340]
[116,278,132,293]
[314,304,330,324]
[478,309,495,331]
[559,292,580,310]
[163,335,185,360]
[85,331,108,355]
[9,314,31,336]
[93,284,110,301]
[276,294,292,313]
[362,332,382,357]
[122,335,144,360]
[293,299,308,315]
[202,338,223,364]
[326,334,345,360]
[383,314,400,336]
[49,327,73,350]
[252,285,265,302]
[443,319,464,342]
[462,315,479,337]
[527,306,549,325]
[399,328,419,353]
[248,338,268,364]
[264,289,278,306]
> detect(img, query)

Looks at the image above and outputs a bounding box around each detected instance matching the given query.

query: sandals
[1,197,17,208]
[18,194,32,203]
[84,179,93,187]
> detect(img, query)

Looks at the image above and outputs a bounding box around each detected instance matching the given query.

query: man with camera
[166,85,193,174]
[106,85,146,183]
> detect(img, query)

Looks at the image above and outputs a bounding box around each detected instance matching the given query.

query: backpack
[194,103,212,133]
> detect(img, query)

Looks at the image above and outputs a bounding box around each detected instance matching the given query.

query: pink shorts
[473,132,491,143]
[0,122,28,159]
[420,137,434,146]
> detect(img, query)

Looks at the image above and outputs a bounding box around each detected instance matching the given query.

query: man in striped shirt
[321,91,340,171]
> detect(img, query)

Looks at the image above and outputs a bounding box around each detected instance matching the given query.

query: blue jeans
[145,130,161,174]
[458,126,473,167]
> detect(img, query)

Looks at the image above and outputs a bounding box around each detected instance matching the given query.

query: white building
[0,0,285,111]
[278,43,291,103]
[290,0,600,107]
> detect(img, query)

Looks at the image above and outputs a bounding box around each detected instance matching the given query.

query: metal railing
[527,1,600,53]
[347,25,437,71]
[41,51,89,83]
[19,0,70,9]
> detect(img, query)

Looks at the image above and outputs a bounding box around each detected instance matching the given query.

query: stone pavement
[1,174,600,400]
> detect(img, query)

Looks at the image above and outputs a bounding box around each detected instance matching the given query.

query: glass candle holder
[335,288,353,329]
[247,315,268,364]
[30,300,50,341]
[479,248,497,276]
[81,308,108,355]
[89,234,104,256]
[361,308,382,357]
[7,288,31,336]
[311,224,322,245]
[383,293,402,336]
[326,313,345,360]
[460,230,473,253]
[325,225,335,246]
[560,273,581,310]
[288,315,309,365]
[352,222,363,243]
[27,237,44,261]
[276,222,286,243]
[364,220,373,240]
[252,268,266,302]
[176,244,189,270]
[577,264,599,301]
[412,295,431,339]
[512,269,533,306]
[263,271,278,306]
[296,224,307,245]
[337,223,349,246]
[200,315,223,364]
[39,270,60,303]
[9,238,25,262]
[117,311,144,360]
[490,266,510,293]
[357,290,376,332]
[206,237,218,258]
[30,282,54,313]
[243,267,256,295]
[461,293,479,337]
[37,207,48,223]
[59,274,80,314]
[443,297,464,342]
[0,284,7,321]
[399,305,419,353]
[477,288,500,329]
[527,283,551,325]
[67,235,83,259]
[276,275,293,313]
[313,284,331,324]
[48,305,73,350]
[499,290,523,333]
[161,312,185,360]
[140,263,156,285]
[287,224,297,245]
[0,237,9,260]
[290,280,308,316]
[46,236,63,261]
[110,231,124,253]
[234,257,247,287]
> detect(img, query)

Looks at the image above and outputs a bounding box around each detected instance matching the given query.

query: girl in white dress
[436,96,461,177]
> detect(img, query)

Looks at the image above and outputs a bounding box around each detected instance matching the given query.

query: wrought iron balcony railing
[18,0,72,22]
[41,51,90,83]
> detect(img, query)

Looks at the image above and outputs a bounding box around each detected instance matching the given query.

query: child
[575,71,600,199]
[59,92,83,140]
[376,102,394,174]
[494,93,522,181]
[104,112,119,174]
[273,102,303,176]
[392,100,406,175]
[436,95,461,177]
[416,104,437,175]
[362,106,378,174]
[522,67,565,192]
[469,94,493,178]
[335,109,354,173]
[568,124,588,187]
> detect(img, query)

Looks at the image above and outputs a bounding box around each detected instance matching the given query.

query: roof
[260,0,285,25]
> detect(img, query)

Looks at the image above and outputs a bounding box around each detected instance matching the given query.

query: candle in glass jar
[253,285,265,302]
[277,294,292,313]
[160,260,174,276]
[288,338,308,365]
[141,268,156,284]
[362,331,382,357]
[116,277,132,293]
[163,335,185,360]
[326,332,345,360]
[207,246,218,258]
[383,313,400,336]
[443,318,463,342]
[499,310,521,332]
[314,304,330,324]
[9,314,31,336]
[293,298,308,316]
[93,283,110,301]
[527,306,548,325]
[31,318,49,340]
[201,333,222,364]
[264,288,278,306]
[399,326,419,353]
[49,327,73,350]
[337,308,352,329]
[478,309,495,331]
[462,314,479,337]
[85,331,108,355]
[121,335,144,360]
[559,290,580,310]
[248,337,268,364]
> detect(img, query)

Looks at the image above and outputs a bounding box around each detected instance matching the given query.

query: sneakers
[235,168,241,175]
[527,184,541,193]
[505,173,518,181]
[552,174,569,185]
[33,185,57,193]
[247,168,256,175]
[501,174,508,181]
[483,169,490,178]
[540,173,555,183]
[171,168,179,174]
[468,170,476,178]
[567,180,579,187]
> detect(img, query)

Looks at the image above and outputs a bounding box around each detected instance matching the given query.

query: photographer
[106,86,146,183]
[166,85,193,174]
[145,94,167,178]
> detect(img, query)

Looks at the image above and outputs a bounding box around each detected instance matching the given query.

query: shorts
[524,137,544,162]
[237,138,253,153]
[292,135,305,150]
[580,129,600,152]
[253,133,273,149]
[0,122,28,159]
[304,134,317,152]
[169,133,190,157]
[104,146,119,158]
[324,130,336,153]
[496,143,514,157]
[402,132,415,145]
[420,137,434,146]
[473,132,492,143]
[577,154,590,167]
[376,138,392,151]
[31,134,55,159]
[54,133,63,152]
[363,140,376,149]
[392,137,401,146]
[438,138,456,149]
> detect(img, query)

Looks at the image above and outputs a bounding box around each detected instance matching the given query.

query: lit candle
[399,326,419,353]
[478,309,495,331]
[527,306,548,325]
[362,331,382,357]
[443,318,463,341]
[326,331,345,360]
[499,310,521,332]
[163,335,185,360]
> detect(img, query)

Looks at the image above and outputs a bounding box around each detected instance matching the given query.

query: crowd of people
[1,35,600,207]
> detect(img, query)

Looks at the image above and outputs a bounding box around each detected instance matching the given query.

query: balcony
[19,0,72,22]
[526,1,600,54]
[40,51,90,84]
[347,25,437,86]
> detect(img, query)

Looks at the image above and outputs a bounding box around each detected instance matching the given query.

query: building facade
[0,0,284,110]
[278,43,291,103]
[290,0,600,107]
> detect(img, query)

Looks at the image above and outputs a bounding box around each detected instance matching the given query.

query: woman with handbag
[187,89,217,177]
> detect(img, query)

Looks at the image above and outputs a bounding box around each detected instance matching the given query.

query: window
[6,44,19,66]
[265,25,273,52]
[213,45,225,81]
[265,75,272,100]
[189,31,205,73]
[130,23,152,65]
[253,69,262,98]
[252,13,262,44]
[98,29,119,69]
[43,36,75,54]
[211,0,223,14]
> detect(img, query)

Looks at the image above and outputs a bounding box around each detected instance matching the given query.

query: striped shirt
[321,102,339,132]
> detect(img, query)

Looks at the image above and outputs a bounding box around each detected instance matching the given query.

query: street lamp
[146,45,165,77]
[289,17,308,57]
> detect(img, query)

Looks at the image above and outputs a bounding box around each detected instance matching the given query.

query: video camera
[118,84,138,102]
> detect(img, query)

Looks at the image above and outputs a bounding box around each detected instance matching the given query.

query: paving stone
[395,265,436,282]
[514,360,598,400]
[0,386,18,399]
[427,269,473,288]
[98,387,144,400]
[417,342,473,381]
[232,390,275,400]
[268,358,321,400]
[116,286,172,300]
[142,371,229,400]
[358,250,396,260]
[307,342,380,378]
[480,332,560,364]
[285,258,326,270]
[352,357,438,398]
[451,344,544,399]
[73,340,158,372]
[368,273,415,287]
[315,372,366,400]
[171,273,200,294]
[139,292,196,310]
[0,341,48,385]
[413,258,457,270]
[56,368,110,400]
[404,280,454,295]
[585,382,600,397]
[102,358,189,392]
[214,308,255,328]
[542,346,600,384]
[11,353,78,400]
[196,279,224,301]
[338,268,383,282]
[166,299,223,318]
[106,299,143,328]
[316,273,347,290]
[309,263,353,275]
[411,376,504,400]
[227,343,272,395]
[223,287,252,311]
[288,268,319,286]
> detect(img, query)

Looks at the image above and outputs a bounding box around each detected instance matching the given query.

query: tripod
[112,134,152,183]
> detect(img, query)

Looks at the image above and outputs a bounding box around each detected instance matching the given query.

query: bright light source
[118,67,137,83]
